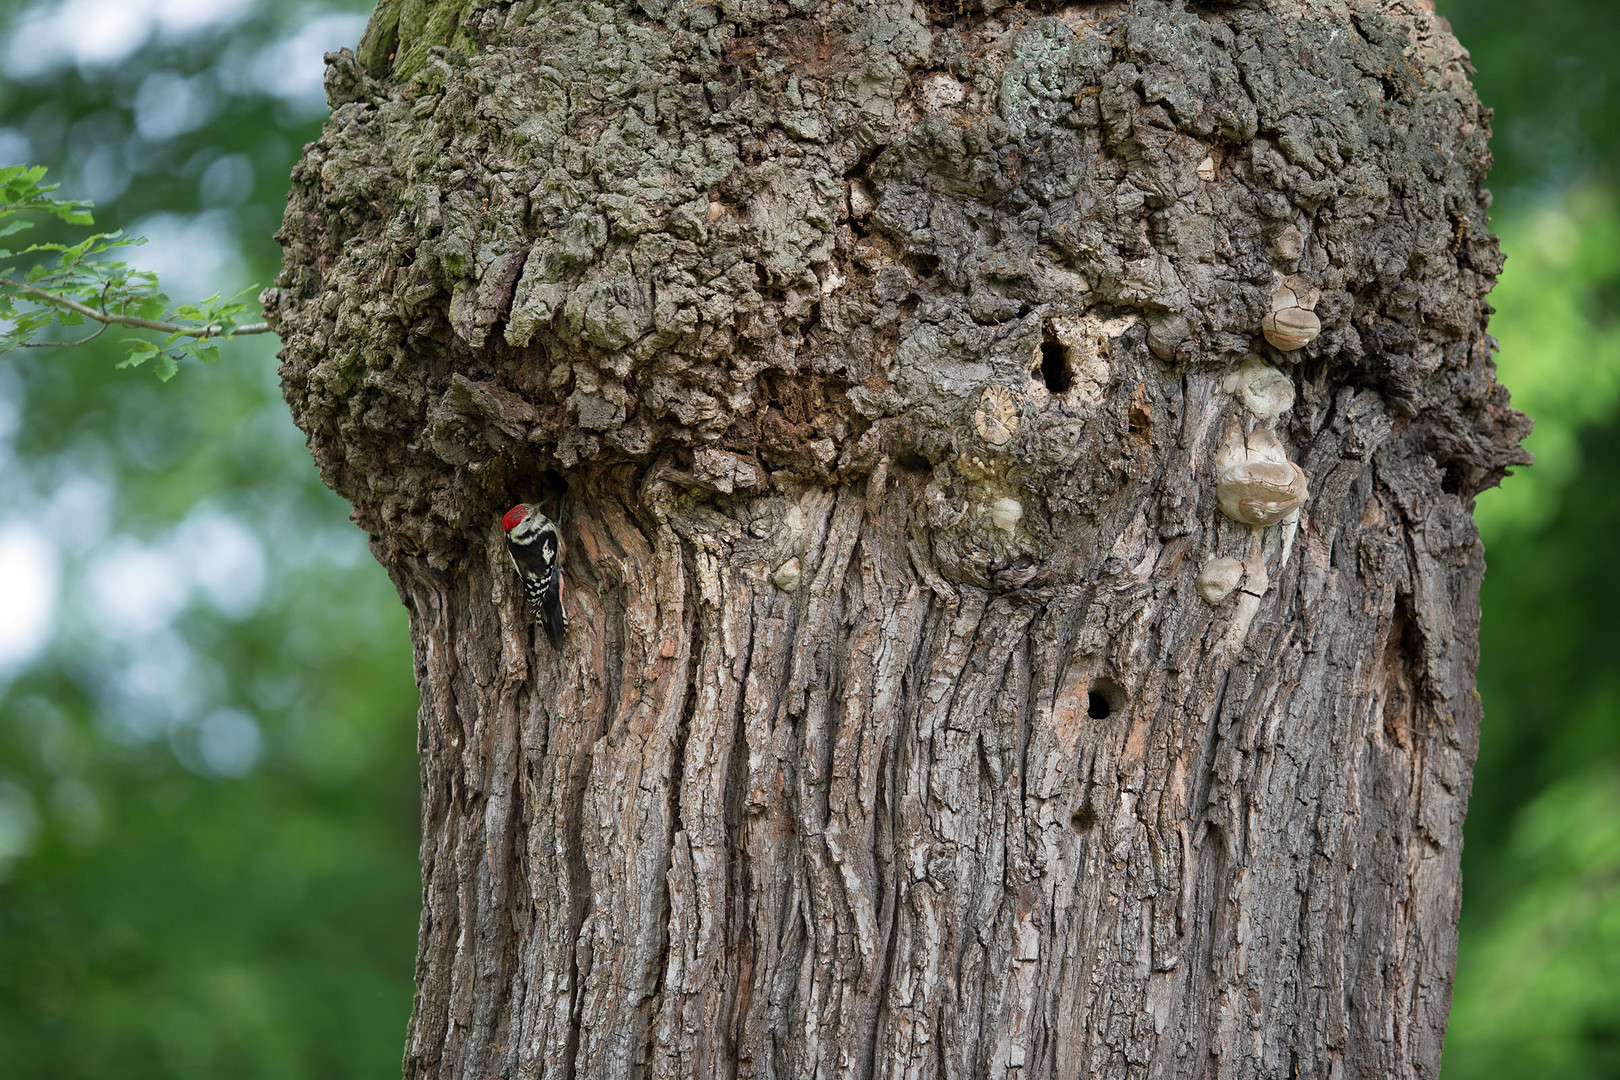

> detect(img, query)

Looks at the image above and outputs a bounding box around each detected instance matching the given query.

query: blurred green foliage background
[0,0,1613,1076]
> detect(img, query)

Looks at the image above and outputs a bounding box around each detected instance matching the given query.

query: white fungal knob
[1222,356,1296,420]
[1216,421,1309,527]
[1270,225,1305,262]
[773,558,802,593]
[1196,557,1245,604]
[1261,274,1322,352]
[990,497,1023,534]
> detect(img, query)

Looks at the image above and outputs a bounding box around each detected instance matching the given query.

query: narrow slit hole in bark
[514,470,569,520]
[1038,330,1072,393]
[843,143,879,179]
[1439,460,1465,496]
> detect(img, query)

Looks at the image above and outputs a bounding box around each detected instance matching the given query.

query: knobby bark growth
[264,0,1530,1076]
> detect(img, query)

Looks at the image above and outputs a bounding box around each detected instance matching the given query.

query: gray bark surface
[264,1,1530,1076]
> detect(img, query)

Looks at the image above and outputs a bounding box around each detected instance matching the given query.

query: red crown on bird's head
[501,505,529,532]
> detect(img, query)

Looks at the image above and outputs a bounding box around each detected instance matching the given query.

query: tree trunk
[264,0,1529,1076]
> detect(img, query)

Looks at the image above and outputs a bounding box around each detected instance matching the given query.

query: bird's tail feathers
[540,569,567,649]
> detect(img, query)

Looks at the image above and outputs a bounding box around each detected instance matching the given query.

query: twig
[0,274,271,338]
[21,321,110,348]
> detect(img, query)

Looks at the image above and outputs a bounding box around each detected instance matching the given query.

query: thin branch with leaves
[0,164,272,380]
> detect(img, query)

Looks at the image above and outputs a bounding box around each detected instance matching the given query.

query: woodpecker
[502,503,566,649]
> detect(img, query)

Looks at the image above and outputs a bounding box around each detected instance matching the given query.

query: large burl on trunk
[264,0,1530,1075]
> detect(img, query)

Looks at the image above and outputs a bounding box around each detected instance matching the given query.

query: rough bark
[264,0,1530,1076]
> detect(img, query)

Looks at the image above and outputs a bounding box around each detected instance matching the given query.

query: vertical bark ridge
[383,420,1474,1080]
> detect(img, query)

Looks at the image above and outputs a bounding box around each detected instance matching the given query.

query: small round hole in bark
[1038,330,1071,393]
[1087,678,1123,720]
[1070,804,1097,831]
[908,253,940,279]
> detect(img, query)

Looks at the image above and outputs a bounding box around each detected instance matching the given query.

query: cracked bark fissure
[265,0,1532,1076]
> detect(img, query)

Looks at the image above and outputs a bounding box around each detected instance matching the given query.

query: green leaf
[116,339,160,369]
